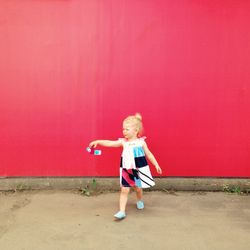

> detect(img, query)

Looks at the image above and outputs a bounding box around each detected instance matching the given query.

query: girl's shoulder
[118,138,126,146]
[139,136,146,141]
[137,136,147,146]
[118,138,126,142]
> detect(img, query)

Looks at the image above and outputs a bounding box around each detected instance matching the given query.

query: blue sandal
[137,200,144,210]
[114,211,126,220]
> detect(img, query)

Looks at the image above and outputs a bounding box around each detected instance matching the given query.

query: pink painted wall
[0,0,249,177]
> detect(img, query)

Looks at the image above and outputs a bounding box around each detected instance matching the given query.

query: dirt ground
[0,190,249,250]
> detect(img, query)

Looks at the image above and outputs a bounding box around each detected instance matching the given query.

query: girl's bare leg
[134,186,143,201]
[119,187,130,212]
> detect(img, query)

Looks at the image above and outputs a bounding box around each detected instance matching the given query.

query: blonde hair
[123,112,143,136]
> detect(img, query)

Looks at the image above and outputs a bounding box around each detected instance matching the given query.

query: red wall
[0,1,249,177]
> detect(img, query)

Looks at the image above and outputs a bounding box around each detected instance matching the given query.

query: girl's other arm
[89,140,122,148]
[142,141,162,174]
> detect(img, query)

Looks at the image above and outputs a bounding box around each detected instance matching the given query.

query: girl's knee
[134,187,142,192]
[121,187,130,194]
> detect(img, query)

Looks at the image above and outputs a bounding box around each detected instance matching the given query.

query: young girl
[89,113,162,220]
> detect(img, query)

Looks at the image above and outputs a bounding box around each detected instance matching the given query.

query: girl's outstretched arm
[89,140,122,148]
[142,141,162,174]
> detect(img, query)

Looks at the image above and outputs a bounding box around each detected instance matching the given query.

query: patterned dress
[119,137,155,188]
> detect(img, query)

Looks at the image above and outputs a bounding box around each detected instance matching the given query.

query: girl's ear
[134,126,139,132]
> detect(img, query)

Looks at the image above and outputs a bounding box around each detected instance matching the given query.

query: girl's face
[122,122,138,140]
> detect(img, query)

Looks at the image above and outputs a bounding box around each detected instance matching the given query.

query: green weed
[222,184,243,194]
[80,179,98,197]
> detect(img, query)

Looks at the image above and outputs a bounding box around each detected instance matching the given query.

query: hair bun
[135,112,142,121]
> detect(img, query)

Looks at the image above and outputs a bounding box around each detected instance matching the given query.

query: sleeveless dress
[119,137,155,188]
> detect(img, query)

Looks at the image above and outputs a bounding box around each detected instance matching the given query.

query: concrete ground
[0,190,249,250]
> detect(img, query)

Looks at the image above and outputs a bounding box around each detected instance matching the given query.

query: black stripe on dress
[139,178,153,187]
[122,177,131,187]
[138,169,154,182]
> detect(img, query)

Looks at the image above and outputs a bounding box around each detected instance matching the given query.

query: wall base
[0,177,250,192]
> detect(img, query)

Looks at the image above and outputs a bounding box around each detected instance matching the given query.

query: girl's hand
[89,140,98,148]
[156,166,162,175]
